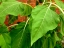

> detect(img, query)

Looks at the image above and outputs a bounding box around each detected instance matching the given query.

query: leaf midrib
[32,7,51,44]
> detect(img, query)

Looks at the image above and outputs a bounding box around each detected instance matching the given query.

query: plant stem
[48,2,52,9]
[45,2,64,14]
[23,18,30,32]
[52,3,64,14]
[43,0,45,4]
[8,24,18,28]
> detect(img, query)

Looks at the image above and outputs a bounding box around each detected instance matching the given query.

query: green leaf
[60,14,64,36]
[31,38,42,48]
[60,19,64,36]
[0,0,17,2]
[55,33,61,41]
[0,33,11,48]
[42,33,58,48]
[0,2,32,24]
[51,32,60,46]
[48,37,54,48]
[42,37,48,48]
[55,0,64,10]
[31,5,60,46]
[10,22,30,48]
[9,15,18,24]
[0,25,8,33]
[42,37,54,48]
[5,0,17,2]
[0,16,6,24]
[57,32,63,39]
[23,4,32,16]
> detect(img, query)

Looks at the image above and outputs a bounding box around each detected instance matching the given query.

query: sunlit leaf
[0,33,11,48]
[55,0,64,10]
[0,1,32,24]
[31,5,60,45]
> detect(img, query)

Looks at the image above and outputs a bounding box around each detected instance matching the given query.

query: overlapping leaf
[31,5,60,46]
[55,0,64,10]
[0,25,8,33]
[10,22,30,48]
[0,0,17,2]
[43,36,54,48]
[60,17,64,36]
[0,1,32,24]
[42,32,58,48]
[0,33,11,48]
[9,15,18,24]
[59,14,64,36]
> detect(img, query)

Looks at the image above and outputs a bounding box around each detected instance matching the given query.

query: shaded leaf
[31,38,42,48]
[0,25,8,33]
[0,1,32,24]
[42,36,54,48]
[10,22,30,48]
[55,0,64,10]
[59,14,64,36]
[60,19,64,36]
[9,15,18,24]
